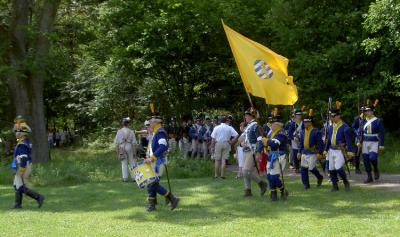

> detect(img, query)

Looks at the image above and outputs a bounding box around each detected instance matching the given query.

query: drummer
[143,114,180,212]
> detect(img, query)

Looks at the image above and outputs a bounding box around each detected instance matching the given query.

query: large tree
[1,0,61,162]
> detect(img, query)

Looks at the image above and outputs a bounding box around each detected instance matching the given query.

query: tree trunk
[6,0,60,163]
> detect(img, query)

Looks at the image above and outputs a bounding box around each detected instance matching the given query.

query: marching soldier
[297,109,324,189]
[144,115,179,212]
[324,102,354,192]
[288,109,303,173]
[200,117,214,159]
[189,117,203,158]
[238,108,268,197]
[265,111,289,201]
[177,120,191,159]
[11,116,45,209]
[358,100,384,183]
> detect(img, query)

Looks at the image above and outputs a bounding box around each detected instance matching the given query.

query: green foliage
[167,150,214,179]
[2,0,400,135]
[0,147,214,186]
[362,0,400,54]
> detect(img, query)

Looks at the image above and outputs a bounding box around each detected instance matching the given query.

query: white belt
[364,134,378,137]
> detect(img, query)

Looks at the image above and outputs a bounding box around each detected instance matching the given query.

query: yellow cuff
[262,137,268,146]
[151,155,157,161]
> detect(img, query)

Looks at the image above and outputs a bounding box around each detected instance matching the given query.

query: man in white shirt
[114,117,137,182]
[211,116,239,179]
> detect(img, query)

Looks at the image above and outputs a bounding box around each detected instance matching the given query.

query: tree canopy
[1,0,399,153]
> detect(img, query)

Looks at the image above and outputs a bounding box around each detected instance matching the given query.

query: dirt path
[226,164,400,192]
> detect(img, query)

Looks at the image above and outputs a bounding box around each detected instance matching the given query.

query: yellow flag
[223,22,298,105]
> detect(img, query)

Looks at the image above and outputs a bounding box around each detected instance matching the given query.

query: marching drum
[131,161,159,188]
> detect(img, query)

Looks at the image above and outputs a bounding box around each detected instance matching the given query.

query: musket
[356,92,362,155]
[322,98,332,157]
[356,116,364,158]
[339,145,351,177]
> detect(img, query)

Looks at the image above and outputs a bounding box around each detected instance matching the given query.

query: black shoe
[304,185,310,190]
[166,193,180,210]
[243,189,252,197]
[344,181,350,192]
[12,191,23,209]
[146,197,156,212]
[25,188,45,208]
[330,183,339,192]
[258,181,268,197]
[165,196,169,205]
[317,177,323,187]
[364,173,373,184]
[374,171,380,180]
[270,190,278,201]
[37,195,45,208]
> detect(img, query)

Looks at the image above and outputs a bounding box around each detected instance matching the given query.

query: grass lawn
[1,175,400,237]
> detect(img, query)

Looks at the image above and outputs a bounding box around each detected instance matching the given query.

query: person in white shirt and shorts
[211,116,239,179]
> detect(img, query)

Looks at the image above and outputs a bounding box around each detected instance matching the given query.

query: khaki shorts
[214,142,230,160]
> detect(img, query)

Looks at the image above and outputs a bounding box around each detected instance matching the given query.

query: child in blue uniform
[266,114,289,201]
[11,117,45,209]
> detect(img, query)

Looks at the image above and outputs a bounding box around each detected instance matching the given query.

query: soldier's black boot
[243,189,252,197]
[258,181,268,196]
[317,177,323,187]
[166,192,180,210]
[374,171,380,180]
[12,191,23,209]
[146,197,156,212]
[280,187,289,200]
[343,180,350,192]
[364,172,373,184]
[355,156,362,174]
[330,183,339,192]
[24,188,45,208]
[270,190,278,201]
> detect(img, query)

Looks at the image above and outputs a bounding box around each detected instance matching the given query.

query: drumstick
[164,163,172,193]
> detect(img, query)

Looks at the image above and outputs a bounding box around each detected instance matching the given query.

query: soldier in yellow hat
[11,116,45,209]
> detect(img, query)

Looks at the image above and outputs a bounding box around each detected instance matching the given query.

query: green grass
[1,175,400,237]
[0,142,399,237]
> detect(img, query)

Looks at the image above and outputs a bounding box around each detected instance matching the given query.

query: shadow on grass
[1,176,400,227]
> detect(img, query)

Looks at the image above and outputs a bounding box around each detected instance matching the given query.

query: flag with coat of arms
[222,22,298,105]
